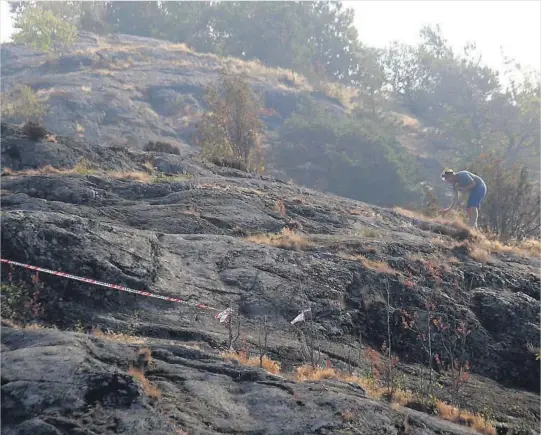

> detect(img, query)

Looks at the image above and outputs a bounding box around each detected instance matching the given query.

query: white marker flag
[291,308,311,325]
[216,307,232,323]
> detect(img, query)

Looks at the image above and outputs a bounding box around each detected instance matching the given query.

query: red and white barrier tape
[0,258,221,312]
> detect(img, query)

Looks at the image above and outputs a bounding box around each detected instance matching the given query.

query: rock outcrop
[1,123,540,434]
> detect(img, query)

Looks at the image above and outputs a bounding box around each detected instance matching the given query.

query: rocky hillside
[1,123,540,435]
[0,32,349,151]
[0,32,441,199]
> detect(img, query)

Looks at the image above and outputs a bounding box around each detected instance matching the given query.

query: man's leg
[467,207,479,228]
[466,188,482,228]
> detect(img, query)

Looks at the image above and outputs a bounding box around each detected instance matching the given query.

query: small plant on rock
[209,156,248,172]
[0,275,43,324]
[1,85,45,122]
[144,140,180,155]
[22,120,48,141]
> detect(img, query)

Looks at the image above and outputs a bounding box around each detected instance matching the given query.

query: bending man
[440,168,487,228]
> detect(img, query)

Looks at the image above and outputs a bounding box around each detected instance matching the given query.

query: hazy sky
[1,0,540,74]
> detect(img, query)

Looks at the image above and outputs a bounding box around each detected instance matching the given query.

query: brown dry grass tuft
[90,327,145,344]
[294,364,495,434]
[477,237,540,258]
[294,365,409,402]
[128,367,161,399]
[0,164,175,184]
[290,196,306,204]
[395,207,540,258]
[107,171,152,182]
[273,199,286,217]
[7,165,63,176]
[341,409,356,422]
[355,255,398,275]
[221,351,281,374]
[468,245,490,263]
[138,347,152,365]
[45,134,57,143]
[1,319,51,330]
[394,207,471,235]
[245,228,313,251]
[142,161,155,172]
[435,401,496,435]
[318,82,358,111]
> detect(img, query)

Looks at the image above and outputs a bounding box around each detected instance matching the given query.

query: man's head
[441,168,457,183]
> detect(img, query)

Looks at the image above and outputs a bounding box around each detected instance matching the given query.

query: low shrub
[22,121,47,141]
[144,140,180,155]
[210,156,248,172]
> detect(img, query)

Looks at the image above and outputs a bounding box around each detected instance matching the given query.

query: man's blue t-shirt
[453,171,486,191]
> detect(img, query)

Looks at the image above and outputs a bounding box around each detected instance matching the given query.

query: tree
[194,70,265,172]
[274,99,422,206]
[381,24,540,172]
[12,5,77,53]
[1,85,45,122]
[468,154,540,240]
[10,1,110,34]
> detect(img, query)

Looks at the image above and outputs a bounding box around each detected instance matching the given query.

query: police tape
[0,257,229,316]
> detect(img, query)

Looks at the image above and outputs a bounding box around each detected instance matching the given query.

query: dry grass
[478,237,540,257]
[142,161,155,172]
[394,207,468,231]
[294,364,495,434]
[348,208,364,216]
[107,171,152,182]
[318,82,358,111]
[72,159,95,174]
[45,134,57,143]
[137,347,152,365]
[356,228,379,238]
[221,351,281,375]
[75,122,85,133]
[245,228,313,251]
[290,196,306,204]
[128,367,161,399]
[1,319,51,330]
[341,409,356,422]
[350,255,398,276]
[294,365,410,402]
[2,165,63,176]
[435,401,496,435]
[273,199,286,217]
[0,163,189,185]
[179,206,200,217]
[81,85,92,93]
[467,246,490,263]
[90,327,146,344]
[391,112,421,130]
[394,207,540,258]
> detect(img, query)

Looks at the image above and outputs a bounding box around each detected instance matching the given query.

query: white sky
[1,0,540,74]
[347,1,541,74]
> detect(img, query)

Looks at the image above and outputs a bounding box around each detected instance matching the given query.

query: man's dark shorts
[467,184,487,208]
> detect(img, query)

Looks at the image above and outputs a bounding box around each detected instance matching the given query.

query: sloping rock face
[0,32,345,151]
[2,326,488,435]
[1,123,540,433]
